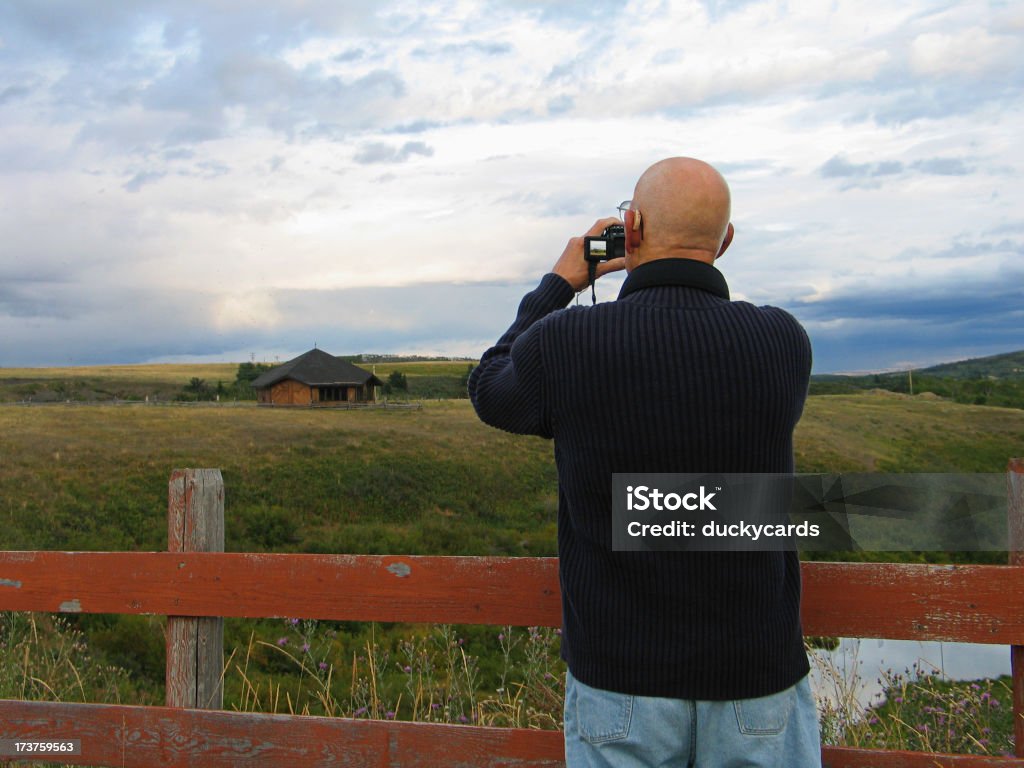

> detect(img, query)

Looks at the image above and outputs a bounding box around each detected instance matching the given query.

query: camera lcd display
[584,225,625,262]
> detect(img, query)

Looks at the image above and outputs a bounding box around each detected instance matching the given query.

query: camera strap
[587,261,597,304]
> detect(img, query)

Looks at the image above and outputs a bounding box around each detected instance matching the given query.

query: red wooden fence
[0,461,1022,768]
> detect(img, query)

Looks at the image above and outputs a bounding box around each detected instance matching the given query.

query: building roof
[251,348,383,389]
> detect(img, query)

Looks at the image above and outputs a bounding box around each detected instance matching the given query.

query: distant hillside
[810,349,1024,409]
[917,349,1024,380]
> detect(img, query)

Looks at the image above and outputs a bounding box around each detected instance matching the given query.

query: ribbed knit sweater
[469,258,813,700]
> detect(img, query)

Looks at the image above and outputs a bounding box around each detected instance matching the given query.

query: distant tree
[235,362,273,384]
[178,377,215,401]
[387,371,408,392]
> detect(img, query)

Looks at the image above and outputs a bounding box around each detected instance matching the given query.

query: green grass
[374,361,476,378]
[0,386,1022,752]
[0,363,241,403]
[0,400,556,555]
[794,392,1023,473]
[1,392,1020,556]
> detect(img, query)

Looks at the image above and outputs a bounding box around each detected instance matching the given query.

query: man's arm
[469,218,624,437]
[469,274,570,437]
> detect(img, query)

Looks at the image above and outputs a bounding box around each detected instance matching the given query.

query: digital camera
[584,224,625,263]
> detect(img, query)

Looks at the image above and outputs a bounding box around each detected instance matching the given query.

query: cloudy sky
[1,0,1021,373]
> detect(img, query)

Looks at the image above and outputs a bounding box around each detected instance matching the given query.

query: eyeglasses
[617,200,632,221]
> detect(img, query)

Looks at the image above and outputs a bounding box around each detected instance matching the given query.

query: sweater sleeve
[469,273,575,438]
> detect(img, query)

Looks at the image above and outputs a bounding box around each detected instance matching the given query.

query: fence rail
[0,552,1023,643]
[0,460,1022,767]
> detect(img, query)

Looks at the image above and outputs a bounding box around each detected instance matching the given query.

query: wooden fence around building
[0,462,1022,767]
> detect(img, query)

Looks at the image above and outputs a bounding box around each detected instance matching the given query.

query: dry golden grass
[0,363,239,384]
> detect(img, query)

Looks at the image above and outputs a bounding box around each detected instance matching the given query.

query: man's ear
[716,222,734,260]
[625,209,643,251]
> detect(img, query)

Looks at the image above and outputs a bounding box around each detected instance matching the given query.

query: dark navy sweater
[469,258,812,700]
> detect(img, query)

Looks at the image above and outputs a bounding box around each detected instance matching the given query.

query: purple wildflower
[277,637,288,646]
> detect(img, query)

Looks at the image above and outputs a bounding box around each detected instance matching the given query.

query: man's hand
[552,217,626,293]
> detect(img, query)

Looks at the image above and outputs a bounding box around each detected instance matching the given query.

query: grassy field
[1,385,1022,753]
[2,391,1021,555]
[0,399,557,555]
[0,363,241,402]
[794,391,1023,474]
[378,360,476,378]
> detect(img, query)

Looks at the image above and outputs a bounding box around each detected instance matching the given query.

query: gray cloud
[334,48,366,63]
[790,269,1024,373]
[6,264,1019,372]
[0,280,532,366]
[385,119,447,134]
[494,191,590,218]
[0,85,32,105]
[911,157,971,176]
[547,94,574,115]
[3,2,402,154]
[866,69,1024,125]
[926,237,1024,261]
[123,170,167,192]
[820,154,975,186]
[413,40,513,58]
[821,155,904,179]
[354,140,434,164]
[0,280,74,320]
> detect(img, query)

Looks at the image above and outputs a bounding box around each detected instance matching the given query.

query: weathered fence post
[166,468,225,709]
[1009,457,1024,758]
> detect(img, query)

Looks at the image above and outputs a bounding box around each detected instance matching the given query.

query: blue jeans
[563,670,821,768]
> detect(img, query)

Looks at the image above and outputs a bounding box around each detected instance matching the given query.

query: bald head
[630,157,733,265]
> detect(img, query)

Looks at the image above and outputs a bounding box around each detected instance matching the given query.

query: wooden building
[251,348,383,406]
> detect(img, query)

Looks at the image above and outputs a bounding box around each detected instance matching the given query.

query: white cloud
[0,0,1022,369]
[910,27,1019,76]
[213,291,282,332]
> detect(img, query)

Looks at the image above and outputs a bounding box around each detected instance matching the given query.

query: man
[469,158,820,767]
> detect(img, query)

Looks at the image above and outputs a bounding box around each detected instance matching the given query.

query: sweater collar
[618,258,730,301]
